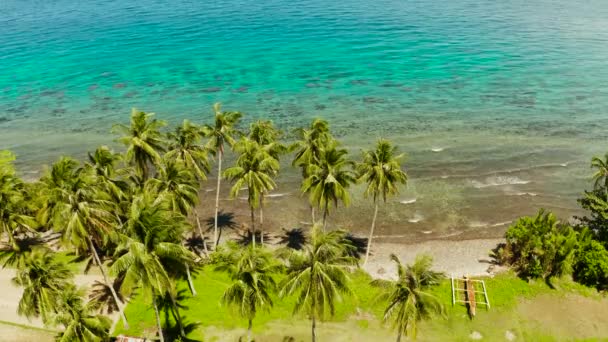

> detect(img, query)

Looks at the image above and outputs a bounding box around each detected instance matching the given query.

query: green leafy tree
[0,151,37,243]
[502,209,578,282]
[215,244,281,341]
[225,138,279,247]
[54,286,111,342]
[0,235,49,269]
[146,160,200,295]
[301,146,356,230]
[248,120,286,231]
[202,103,242,248]
[166,119,210,183]
[374,254,445,341]
[573,236,608,290]
[279,225,356,342]
[591,153,608,190]
[113,108,166,180]
[42,157,129,328]
[357,140,408,265]
[292,119,333,222]
[85,146,130,204]
[111,192,196,341]
[13,250,73,325]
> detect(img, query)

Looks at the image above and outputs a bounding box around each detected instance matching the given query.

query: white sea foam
[469,221,488,228]
[512,191,538,197]
[266,193,288,198]
[400,198,417,204]
[431,147,444,152]
[471,176,530,188]
[421,230,433,234]
[491,221,512,227]
[408,213,424,223]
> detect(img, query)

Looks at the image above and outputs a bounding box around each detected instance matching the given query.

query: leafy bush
[577,188,608,248]
[501,209,578,281]
[573,239,608,290]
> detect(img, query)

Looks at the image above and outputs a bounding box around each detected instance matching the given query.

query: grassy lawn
[114,268,608,341]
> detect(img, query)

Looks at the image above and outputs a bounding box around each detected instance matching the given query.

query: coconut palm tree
[592,153,608,190]
[13,250,73,325]
[279,225,356,342]
[85,146,130,204]
[111,192,196,341]
[147,160,200,295]
[113,108,166,181]
[42,157,129,329]
[202,103,242,249]
[292,119,333,222]
[0,153,37,243]
[166,120,212,250]
[224,139,279,247]
[301,146,356,230]
[166,119,211,183]
[357,140,408,266]
[54,285,111,342]
[374,254,445,341]
[248,120,287,232]
[0,234,49,269]
[215,243,281,342]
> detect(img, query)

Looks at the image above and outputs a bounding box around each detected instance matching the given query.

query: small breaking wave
[431,147,444,152]
[400,198,417,204]
[408,213,424,223]
[468,220,513,228]
[471,176,530,188]
[266,193,288,198]
[510,191,538,197]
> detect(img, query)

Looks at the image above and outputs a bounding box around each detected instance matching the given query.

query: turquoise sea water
[2,0,608,240]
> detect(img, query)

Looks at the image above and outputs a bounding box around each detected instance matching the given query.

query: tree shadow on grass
[205,211,238,247]
[184,235,210,257]
[162,320,201,342]
[277,227,307,250]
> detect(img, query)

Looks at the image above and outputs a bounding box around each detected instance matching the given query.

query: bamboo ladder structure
[451,276,490,317]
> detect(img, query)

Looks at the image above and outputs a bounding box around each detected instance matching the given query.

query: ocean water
[2,0,608,240]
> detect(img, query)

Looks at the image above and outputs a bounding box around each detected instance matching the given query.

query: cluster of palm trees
[0,104,440,342]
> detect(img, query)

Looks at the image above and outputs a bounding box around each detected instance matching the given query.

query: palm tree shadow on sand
[234,230,271,246]
[277,228,308,250]
[343,233,368,259]
[205,211,238,247]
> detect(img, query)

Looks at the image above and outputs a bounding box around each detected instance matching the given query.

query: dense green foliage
[373,255,445,341]
[3,103,608,342]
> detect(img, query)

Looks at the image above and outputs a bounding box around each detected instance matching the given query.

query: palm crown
[113,109,166,180]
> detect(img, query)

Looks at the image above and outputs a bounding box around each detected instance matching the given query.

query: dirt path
[518,293,608,340]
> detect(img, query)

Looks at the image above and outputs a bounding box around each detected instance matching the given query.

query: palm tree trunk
[185,263,196,296]
[153,296,165,342]
[251,205,256,248]
[214,149,223,249]
[195,212,209,256]
[311,312,317,342]
[247,318,253,342]
[396,329,402,342]
[311,206,315,223]
[88,238,129,330]
[322,204,328,231]
[259,196,264,246]
[364,203,379,266]
[170,294,186,337]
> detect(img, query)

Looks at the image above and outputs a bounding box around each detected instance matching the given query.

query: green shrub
[573,239,608,290]
[503,209,577,281]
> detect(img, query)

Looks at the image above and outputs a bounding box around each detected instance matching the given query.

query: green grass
[114,268,608,341]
